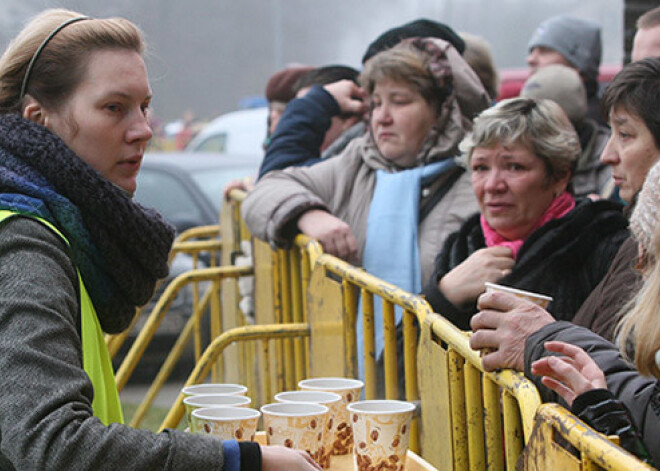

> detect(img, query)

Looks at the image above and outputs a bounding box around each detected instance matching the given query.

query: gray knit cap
[520,64,587,124]
[528,16,602,82]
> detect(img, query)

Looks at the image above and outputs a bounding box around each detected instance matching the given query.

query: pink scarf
[481,191,576,260]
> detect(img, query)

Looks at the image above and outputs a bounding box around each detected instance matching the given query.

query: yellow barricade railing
[306,253,434,454]
[159,323,310,432]
[523,403,654,470]
[418,311,542,470]
[115,265,253,394]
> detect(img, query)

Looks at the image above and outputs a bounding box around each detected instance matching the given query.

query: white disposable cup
[347,400,416,471]
[274,391,343,468]
[484,282,552,308]
[261,402,329,464]
[298,377,364,455]
[181,383,248,397]
[190,406,260,441]
[183,394,252,426]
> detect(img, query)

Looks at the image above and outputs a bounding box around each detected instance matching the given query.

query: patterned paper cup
[183,394,252,426]
[190,407,260,441]
[275,390,343,468]
[298,377,364,455]
[347,400,415,471]
[484,282,553,308]
[261,402,329,465]
[181,383,248,397]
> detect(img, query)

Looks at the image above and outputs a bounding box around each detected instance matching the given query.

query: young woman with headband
[0,8,320,471]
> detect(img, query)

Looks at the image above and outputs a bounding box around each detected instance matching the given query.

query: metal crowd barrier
[523,403,654,470]
[159,322,310,431]
[305,253,434,453]
[417,312,542,470]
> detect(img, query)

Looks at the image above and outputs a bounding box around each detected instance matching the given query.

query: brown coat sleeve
[571,236,640,342]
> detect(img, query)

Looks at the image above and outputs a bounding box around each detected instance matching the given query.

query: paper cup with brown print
[190,407,260,442]
[274,390,343,468]
[298,377,364,455]
[181,383,248,397]
[347,400,415,471]
[261,402,329,465]
[484,282,552,308]
[183,394,251,427]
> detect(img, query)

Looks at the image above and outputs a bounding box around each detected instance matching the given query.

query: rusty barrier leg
[158,323,310,432]
[115,265,253,392]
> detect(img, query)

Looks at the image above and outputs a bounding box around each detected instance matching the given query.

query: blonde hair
[459,97,579,185]
[0,8,144,113]
[617,160,660,378]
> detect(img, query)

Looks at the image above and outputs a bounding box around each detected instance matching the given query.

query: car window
[193,134,227,153]
[135,168,206,226]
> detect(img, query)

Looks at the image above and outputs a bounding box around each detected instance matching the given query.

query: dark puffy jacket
[422,199,629,330]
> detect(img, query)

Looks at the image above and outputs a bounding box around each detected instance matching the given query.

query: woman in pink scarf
[422,97,629,330]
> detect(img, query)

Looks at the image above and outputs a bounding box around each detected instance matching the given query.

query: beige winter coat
[242,37,489,284]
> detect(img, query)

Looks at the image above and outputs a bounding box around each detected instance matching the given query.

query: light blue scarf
[357,158,457,377]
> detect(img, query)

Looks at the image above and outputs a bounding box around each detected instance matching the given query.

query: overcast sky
[0,0,623,122]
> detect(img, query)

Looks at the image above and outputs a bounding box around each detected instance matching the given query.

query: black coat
[422,199,629,330]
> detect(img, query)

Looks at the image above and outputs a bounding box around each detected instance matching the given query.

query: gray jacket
[0,217,225,470]
[524,321,660,465]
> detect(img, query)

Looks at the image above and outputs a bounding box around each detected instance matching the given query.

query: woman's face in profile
[369,79,436,167]
[471,142,569,240]
[45,49,152,194]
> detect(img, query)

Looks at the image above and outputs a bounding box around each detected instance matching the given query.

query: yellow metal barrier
[523,403,654,470]
[417,311,542,470]
[159,323,310,432]
[115,265,253,392]
[306,253,433,454]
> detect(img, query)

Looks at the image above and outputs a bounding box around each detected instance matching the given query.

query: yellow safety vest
[0,210,124,425]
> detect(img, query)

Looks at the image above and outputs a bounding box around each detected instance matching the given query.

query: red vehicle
[496,64,623,101]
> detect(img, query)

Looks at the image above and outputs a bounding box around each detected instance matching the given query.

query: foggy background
[0,0,624,123]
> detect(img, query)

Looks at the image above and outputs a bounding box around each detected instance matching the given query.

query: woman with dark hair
[0,8,320,471]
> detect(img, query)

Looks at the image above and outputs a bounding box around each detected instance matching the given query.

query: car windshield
[189,166,256,211]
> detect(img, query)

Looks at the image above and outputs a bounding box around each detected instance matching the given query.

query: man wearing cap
[527,16,604,125]
[632,6,660,62]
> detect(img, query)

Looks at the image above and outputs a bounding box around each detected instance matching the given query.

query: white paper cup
[190,407,260,441]
[484,282,553,308]
[298,377,364,455]
[181,383,248,397]
[347,400,415,471]
[261,402,329,465]
[183,394,252,426]
[275,391,343,468]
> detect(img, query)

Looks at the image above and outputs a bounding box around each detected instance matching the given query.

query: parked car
[185,107,268,156]
[114,152,260,382]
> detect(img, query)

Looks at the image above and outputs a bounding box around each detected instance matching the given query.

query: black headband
[19,16,90,100]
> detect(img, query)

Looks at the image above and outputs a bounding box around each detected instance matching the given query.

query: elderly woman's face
[471,143,569,240]
[41,49,152,195]
[370,79,436,167]
[600,107,660,203]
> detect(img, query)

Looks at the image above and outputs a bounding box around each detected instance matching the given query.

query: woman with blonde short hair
[422,97,628,330]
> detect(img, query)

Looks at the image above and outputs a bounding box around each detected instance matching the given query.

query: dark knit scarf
[0,113,175,333]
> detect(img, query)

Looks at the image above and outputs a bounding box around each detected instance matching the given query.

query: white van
[186,107,268,156]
